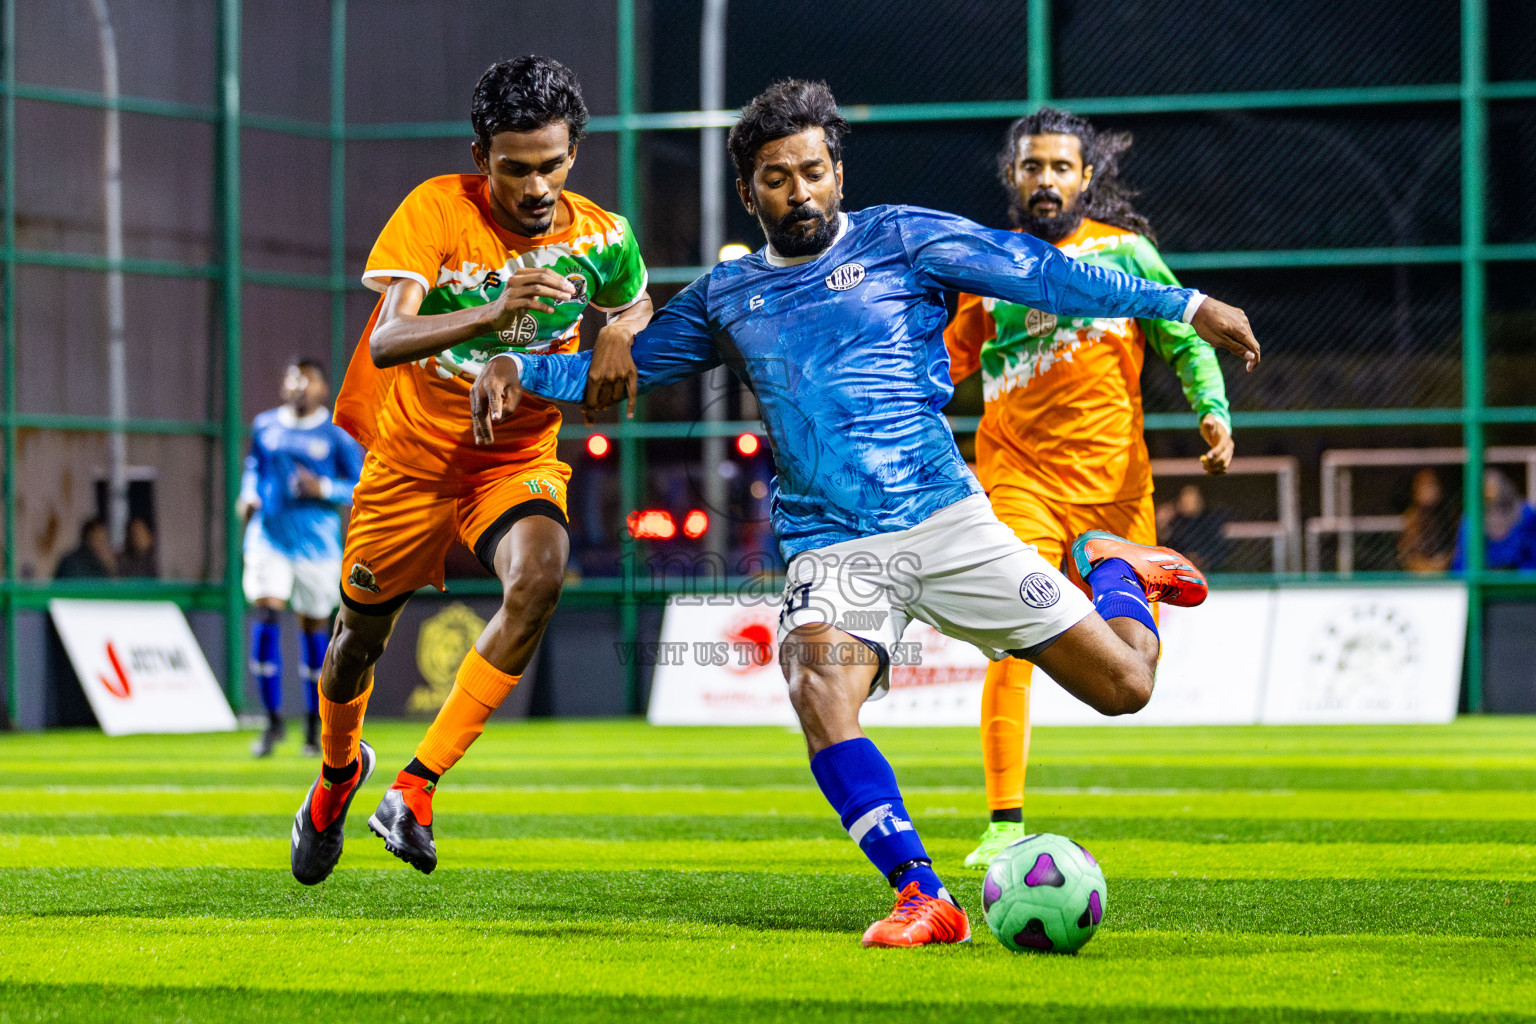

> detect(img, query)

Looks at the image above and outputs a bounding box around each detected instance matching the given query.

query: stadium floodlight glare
[735,432,761,457]
[626,509,677,540]
[586,433,611,458]
[717,243,753,262]
[682,509,710,539]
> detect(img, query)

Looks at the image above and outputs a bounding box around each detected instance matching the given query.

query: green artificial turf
[1,718,1533,1023]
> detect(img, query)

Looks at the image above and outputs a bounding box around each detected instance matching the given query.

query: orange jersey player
[944,108,1241,868]
[290,56,653,885]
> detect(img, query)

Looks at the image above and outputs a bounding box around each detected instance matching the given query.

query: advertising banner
[49,599,236,736]
[648,584,1467,727]
[1031,591,1274,726]
[1260,585,1466,725]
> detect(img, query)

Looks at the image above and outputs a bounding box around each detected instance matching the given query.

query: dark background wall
[8,0,1536,583]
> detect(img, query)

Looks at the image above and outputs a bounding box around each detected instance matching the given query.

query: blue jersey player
[239,360,364,757]
[480,81,1261,947]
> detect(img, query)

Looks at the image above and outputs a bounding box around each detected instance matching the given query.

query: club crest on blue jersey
[824,262,866,291]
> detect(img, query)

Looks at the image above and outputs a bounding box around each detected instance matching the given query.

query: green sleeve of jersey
[1129,236,1231,430]
[591,215,649,312]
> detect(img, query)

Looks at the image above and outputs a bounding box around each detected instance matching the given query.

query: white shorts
[242,526,341,620]
[777,494,1094,699]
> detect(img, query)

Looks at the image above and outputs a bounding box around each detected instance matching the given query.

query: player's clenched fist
[486,267,575,330]
[470,354,523,445]
[1189,297,1260,372]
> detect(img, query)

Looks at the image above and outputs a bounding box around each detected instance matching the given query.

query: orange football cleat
[860,882,972,948]
[1071,529,1208,607]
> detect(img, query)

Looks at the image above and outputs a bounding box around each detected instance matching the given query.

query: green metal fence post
[328,0,347,380]
[1,0,16,725]
[1461,0,1487,712]
[616,0,642,713]
[218,0,245,709]
[1027,0,1051,108]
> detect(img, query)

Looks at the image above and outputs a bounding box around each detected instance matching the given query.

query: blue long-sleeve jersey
[516,205,1203,560]
[241,405,364,560]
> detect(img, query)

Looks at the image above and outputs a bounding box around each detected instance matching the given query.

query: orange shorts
[987,483,1157,581]
[340,452,570,612]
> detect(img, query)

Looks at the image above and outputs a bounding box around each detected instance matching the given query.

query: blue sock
[809,737,952,904]
[1088,558,1159,638]
[300,630,328,715]
[250,620,283,716]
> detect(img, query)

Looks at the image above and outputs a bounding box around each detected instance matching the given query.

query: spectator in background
[1454,468,1536,571]
[1397,468,1457,572]
[54,517,116,578]
[117,516,159,578]
[1160,483,1232,572]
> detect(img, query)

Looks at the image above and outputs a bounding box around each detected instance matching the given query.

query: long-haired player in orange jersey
[945,108,1237,867]
[289,56,652,885]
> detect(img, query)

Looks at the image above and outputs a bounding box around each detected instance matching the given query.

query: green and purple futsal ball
[982,833,1107,954]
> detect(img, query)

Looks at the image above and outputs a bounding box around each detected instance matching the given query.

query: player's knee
[786,668,845,722]
[329,624,386,675]
[499,559,564,620]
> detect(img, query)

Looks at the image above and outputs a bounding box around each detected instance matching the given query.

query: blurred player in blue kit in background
[238,360,364,757]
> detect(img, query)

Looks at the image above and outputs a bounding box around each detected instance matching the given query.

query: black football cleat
[368,787,438,874]
[290,739,375,886]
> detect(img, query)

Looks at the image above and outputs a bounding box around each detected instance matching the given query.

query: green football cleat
[963,821,1029,868]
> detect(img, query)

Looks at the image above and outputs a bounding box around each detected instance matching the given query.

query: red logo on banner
[725,614,776,674]
[99,641,132,699]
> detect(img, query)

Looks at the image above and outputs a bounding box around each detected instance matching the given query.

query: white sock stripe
[846,803,915,845]
[1097,591,1151,613]
[249,660,279,675]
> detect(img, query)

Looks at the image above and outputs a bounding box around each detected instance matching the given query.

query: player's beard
[1009,189,1084,244]
[764,197,841,258]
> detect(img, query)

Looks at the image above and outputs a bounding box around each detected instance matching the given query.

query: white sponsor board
[1260,585,1466,725]
[646,598,795,726]
[647,585,1467,727]
[1030,591,1274,726]
[49,599,237,736]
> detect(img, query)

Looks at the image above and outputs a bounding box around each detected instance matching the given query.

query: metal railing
[1151,457,1302,574]
[1309,446,1536,574]
[2,0,1534,722]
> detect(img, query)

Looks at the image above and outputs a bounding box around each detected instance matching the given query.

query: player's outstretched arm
[470,279,722,444]
[367,269,576,368]
[904,209,1260,370]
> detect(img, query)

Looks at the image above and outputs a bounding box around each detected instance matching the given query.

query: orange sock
[413,647,520,777]
[980,658,1033,812]
[319,674,373,771]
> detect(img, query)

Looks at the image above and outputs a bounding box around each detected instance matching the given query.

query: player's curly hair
[999,107,1157,243]
[471,56,589,153]
[729,79,851,185]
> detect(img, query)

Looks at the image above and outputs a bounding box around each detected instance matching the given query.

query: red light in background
[626,509,676,540]
[682,509,709,539]
[586,434,610,458]
[735,432,760,457]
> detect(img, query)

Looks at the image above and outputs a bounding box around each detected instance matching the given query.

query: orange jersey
[945,218,1228,505]
[335,176,647,479]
